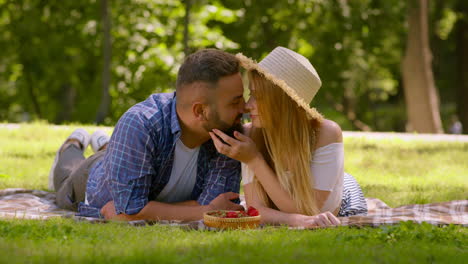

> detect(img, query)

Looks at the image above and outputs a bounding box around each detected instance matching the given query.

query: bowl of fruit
[203,206,260,230]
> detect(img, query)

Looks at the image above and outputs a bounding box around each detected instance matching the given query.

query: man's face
[203,73,245,135]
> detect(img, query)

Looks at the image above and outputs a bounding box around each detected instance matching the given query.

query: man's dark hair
[176,49,239,90]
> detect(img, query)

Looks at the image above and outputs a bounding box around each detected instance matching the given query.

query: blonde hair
[249,70,323,216]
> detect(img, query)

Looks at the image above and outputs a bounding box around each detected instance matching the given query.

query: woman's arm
[210,119,343,213]
[244,182,340,227]
[252,119,344,212]
[246,154,303,213]
[210,129,300,213]
[246,155,335,213]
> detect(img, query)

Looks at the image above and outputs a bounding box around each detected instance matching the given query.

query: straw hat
[236,47,323,120]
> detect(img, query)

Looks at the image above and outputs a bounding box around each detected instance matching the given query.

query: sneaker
[90,130,110,153]
[48,128,90,191]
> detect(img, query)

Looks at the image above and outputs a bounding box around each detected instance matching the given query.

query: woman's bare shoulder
[315,119,343,149]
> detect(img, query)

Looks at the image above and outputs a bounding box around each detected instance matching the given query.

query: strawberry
[247,206,259,216]
[226,211,239,218]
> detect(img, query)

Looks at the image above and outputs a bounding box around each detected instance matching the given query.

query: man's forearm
[173,200,200,206]
[114,200,211,222]
[102,192,243,221]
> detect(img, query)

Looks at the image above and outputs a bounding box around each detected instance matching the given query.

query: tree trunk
[455,1,468,133]
[55,83,76,123]
[342,86,372,131]
[25,73,42,120]
[402,0,443,133]
[183,0,192,57]
[325,92,372,131]
[96,0,112,124]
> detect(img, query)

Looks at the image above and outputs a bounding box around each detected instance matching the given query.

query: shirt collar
[170,93,181,135]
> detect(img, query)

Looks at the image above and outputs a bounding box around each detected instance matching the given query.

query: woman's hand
[209,129,261,165]
[288,212,341,228]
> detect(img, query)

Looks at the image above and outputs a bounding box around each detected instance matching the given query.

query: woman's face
[246,85,263,128]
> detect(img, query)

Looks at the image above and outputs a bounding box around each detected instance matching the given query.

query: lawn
[0,122,467,263]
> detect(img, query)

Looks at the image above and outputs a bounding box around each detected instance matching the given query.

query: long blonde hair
[249,70,323,216]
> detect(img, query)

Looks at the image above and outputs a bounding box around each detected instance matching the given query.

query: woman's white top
[241,142,344,213]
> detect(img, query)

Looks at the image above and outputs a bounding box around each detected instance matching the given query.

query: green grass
[0,122,467,263]
[0,219,466,263]
[345,138,468,206]
[0,122,110,190]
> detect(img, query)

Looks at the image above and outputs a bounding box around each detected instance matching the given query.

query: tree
[402,0,443,133]
[0,0,461,131]
[219,0,405,131]
[0,0,102,123]
[96,0,112,124]
[454,0,468,133]
[183,0,192,56]
[0,0,238,124]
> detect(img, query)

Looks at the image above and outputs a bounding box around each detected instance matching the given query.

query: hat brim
[236,53,323,121]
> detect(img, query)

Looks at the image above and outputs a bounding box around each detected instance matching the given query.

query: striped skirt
[338,173,368,217]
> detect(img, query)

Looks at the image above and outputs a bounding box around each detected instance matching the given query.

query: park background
[0,0,467,134]
[0,1,467,263]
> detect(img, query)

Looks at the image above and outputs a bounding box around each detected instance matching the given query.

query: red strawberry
[226,211,238,218]
[247,206,259,216]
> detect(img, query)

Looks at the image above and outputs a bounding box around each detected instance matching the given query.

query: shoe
[90,130,110,153]
[48,128,90,190]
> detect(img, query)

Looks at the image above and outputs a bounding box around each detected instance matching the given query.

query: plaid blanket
[0,188,75,219]
[0,188,466,229]
[339,198,467,228]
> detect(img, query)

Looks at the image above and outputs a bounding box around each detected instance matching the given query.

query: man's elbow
[115,212,143,221]
[100,200,147,221]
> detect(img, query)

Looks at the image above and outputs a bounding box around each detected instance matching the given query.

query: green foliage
[0,0,102,122]
[436,8,458,40]
[0,0,239,125]
[0,0,465,131]
[218,0,407,131]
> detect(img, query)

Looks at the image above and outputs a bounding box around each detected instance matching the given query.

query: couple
[50,47,367,228]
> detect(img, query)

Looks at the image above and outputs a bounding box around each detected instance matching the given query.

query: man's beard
[203,111,243,138]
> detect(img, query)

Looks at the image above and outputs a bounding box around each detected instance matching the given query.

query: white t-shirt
[241,142,344,213]
[156,138,200,203]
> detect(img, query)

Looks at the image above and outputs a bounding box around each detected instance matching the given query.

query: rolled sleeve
[105,111,156,215]
[110,178,151,215]
[197,154,241,205]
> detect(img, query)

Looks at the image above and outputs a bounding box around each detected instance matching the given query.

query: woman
[209,47,367,228]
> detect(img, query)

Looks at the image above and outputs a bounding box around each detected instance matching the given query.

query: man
[50,49,245,221]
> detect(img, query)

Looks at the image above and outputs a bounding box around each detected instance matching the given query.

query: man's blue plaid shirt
[78,92,241,218]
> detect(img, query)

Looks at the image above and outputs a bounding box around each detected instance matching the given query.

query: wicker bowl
[203,210,261,230]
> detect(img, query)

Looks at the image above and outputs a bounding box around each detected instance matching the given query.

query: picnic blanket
[0,188,466,229]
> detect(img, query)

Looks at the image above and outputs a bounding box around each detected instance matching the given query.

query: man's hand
[100,200,118,220]
[208,192,244,211]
